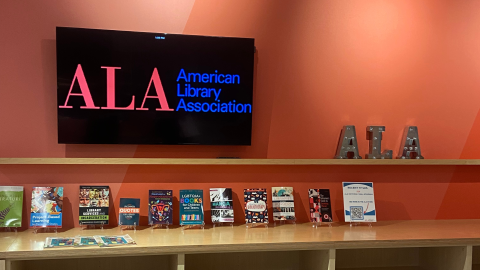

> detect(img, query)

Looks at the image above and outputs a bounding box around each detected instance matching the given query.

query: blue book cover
[179,189,204,225]
[118,198,140,226]
[30,187,63,227]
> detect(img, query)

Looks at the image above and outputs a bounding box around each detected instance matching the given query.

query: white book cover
[209,188,234,223]
[271,187,295,221]
[342,182,376,222]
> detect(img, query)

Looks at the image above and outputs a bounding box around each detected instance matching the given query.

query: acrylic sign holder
[349,221,373,227]
[273,218,296,227]
[80,221,105,230]
[119,222,137,232]
[33,225,58,234]
[180,221,205,230]
[246,220,268,229]
[212,221,234,228]
[311,221,333,228]
[149,221,170,230]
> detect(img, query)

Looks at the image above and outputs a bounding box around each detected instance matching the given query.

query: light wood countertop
[2,220,480,260]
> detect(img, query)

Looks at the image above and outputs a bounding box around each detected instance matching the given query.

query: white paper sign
[342,182,376,222]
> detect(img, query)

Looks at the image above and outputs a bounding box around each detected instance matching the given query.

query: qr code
[350,206,364,220]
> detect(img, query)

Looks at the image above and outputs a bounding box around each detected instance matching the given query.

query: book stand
[311,221,333,228]
[180,221,205,231]
[80,221,105,230]
[32,225,58,234]
[3,227,18,232]
[149,221,170,230]
[212,221,234,228]
[273,218,296,227]
[119,222,137,232]
[245,220,268,229]
[349,222,373,227]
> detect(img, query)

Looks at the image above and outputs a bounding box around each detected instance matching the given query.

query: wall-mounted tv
[57,27,254,145]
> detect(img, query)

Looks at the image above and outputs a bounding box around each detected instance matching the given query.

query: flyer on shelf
[148,190,173,225]
[79,186,109,225]
[210,188,234,223]
[179,189,204,225]
[44,237,75,248]
[342,182,376,222]
[319,189,333,222]
[94,234,136,247]
[74,236,98,247]
[244,188,268,224]
[271,187,295,221]
[30,187,63,227]
[308,189,321,223]
[118,198,140,226]
[0,186,23,227]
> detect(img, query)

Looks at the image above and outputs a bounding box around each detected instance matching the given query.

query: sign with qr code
[342,182,376,222]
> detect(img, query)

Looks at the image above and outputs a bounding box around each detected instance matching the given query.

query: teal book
[0,186,23,227]
[179,189,204,225]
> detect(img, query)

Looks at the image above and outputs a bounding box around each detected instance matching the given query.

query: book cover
[74,236,98,247]
[272,187,295,221]
[44,237,74,248]
[79,186,109,225]
[118,198,140,226]
[30,187,63,227]
[343,182,377,222]
[0,186,23,227]
[308,189,321,223]
[179,189,204,225]
[94,234,136,247]
[148,190,173,225]
[244,188,268,224]
[320,189,333,222]
[210,188,234,223]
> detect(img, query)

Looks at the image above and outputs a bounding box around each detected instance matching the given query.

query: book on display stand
[30,187,63,233]
[148,190,173,229]
[309,189,333,228]
[179,189,204,230]
[0,186,23,232]
[118,198,140,231]
[79,186,109,230]
[272,187,296,226]
[244,188,268,228]
[210,188,234,228]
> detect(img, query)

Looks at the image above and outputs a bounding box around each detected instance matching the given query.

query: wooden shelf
[0,158,479,165]
[0,220,478,270]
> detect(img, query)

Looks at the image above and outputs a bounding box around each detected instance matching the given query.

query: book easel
[33,225,58,234]
[246,220,268,229]
[273,218,296,227]
[80,221,105,230]
[212,221,234,228]
[150,221,170,230]
[119,222,137,232]
[3,227,18,232]
[180,221,205,230]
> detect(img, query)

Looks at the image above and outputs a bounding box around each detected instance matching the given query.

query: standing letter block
[397,126,424,159]
[335,126,362,159]
[365,126,392,159]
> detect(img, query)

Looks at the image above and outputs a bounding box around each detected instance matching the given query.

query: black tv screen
[56,27,254,145]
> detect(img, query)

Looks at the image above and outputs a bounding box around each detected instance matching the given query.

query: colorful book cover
[44,237,74,248]
[94,234,136,247]
[179,189,204,225]
[0,186,23,227]
[320,189,333,222]
[79,186,109,225]
[272,187,295,221]
[210,188,234,223]
[74,236,97,247]
[30,187,63,227]
[343,182,377,222]
[308,189,321,223]
[148,190,173,225]
[244,188,268,224]
[118,198,140,226]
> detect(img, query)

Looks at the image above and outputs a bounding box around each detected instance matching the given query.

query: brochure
[271,187,295,221]
[30,187,63,227]
[0,186,23,227]
[148,190,173,225]
[244,188,268,224]
[79,186,109,225]
[210,188,234,223]
[179,189,204,225]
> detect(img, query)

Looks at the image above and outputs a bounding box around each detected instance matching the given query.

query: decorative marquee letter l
[365,126,392,159]
[334,125,362,159]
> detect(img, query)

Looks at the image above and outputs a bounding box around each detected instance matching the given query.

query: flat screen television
[56,27,254,145]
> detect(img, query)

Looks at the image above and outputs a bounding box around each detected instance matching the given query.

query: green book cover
[0,186,23,227]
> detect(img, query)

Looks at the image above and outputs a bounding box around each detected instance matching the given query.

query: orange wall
[1,0,480,228]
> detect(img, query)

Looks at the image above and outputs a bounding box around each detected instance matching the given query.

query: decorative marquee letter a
[334,125,362,159]
[397,126,424,159]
